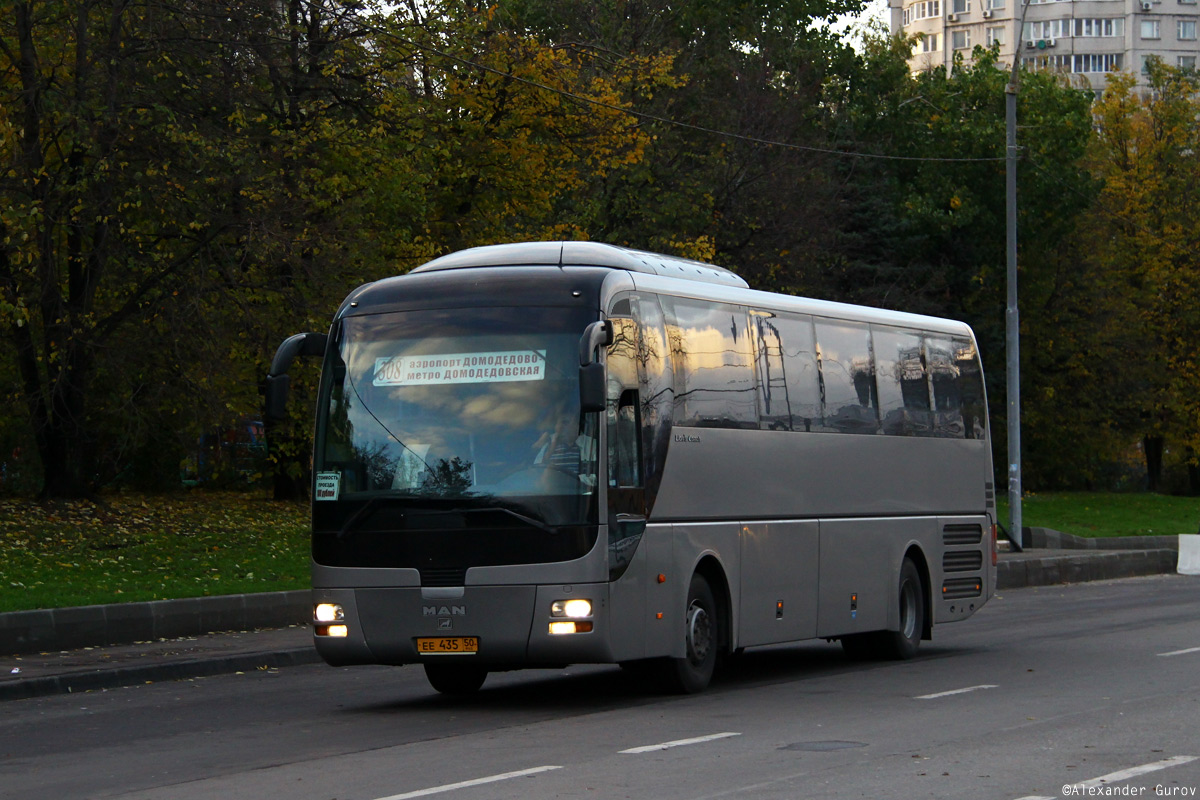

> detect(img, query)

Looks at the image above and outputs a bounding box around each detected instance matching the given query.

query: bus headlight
[550,599,592,618]
[315,603,345,623]
[317,624,349,638]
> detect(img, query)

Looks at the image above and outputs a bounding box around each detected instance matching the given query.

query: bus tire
[841,559,924,660]
[661,573,719,694]
[424,662,488,695]
[878,558,924,660]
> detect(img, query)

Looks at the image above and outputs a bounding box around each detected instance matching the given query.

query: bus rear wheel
[879,558,925,660]
[424,662,488,695]
[841,558,925,661]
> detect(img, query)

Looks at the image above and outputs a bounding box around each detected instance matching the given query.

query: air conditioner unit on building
[948,12,958,21]
[1026,39,1037,47]
[1048,37,1057,46]
[983,9,993,17]
[1141,0,1153,10]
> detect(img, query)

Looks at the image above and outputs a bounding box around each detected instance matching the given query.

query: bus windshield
[314,306,599,528]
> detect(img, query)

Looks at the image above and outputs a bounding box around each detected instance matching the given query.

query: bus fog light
[317,624,349,637]
[549,621,594,634]
[315,603,344,623]
[550,599,592,618]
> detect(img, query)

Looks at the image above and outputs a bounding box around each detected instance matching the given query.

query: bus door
[604,293,675,660]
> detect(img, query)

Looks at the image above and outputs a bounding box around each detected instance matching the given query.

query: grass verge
[3,490,1197,614]
[997,491,1200,538]
[0,491,309,613]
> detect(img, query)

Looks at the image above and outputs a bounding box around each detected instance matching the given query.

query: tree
[825,42,1099,488]
[1085,64,1200,491]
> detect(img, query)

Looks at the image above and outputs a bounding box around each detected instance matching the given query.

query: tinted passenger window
[815,319,878,434]
[954,337,986,440]
[926,335,964,437]
[753,312,820,432]
[665,298,758,429]
[874,326,931,436]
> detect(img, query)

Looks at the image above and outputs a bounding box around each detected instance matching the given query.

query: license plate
[416,636,479,655]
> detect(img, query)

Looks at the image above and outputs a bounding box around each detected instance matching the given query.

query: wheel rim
[899,579,918,640]
[686,600,712,665]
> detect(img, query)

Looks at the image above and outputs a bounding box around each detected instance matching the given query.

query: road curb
[996,548,1178,590]
[0,646,322,703]
[0,591,310,657]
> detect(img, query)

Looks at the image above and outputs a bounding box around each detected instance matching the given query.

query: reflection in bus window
[955,337,987,439]
[874,326,931,436]
[665,298,758,429]
[926,335,964,438]
[752,312,820,432]
[815,319,878,434]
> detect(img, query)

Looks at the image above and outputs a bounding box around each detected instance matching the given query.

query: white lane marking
[620,732,742,754]
[914,684,998,700]
[1071,755,1198,789]
[1011,756,1198,800]
[1158,646,1200,657]
[374,766,562,800]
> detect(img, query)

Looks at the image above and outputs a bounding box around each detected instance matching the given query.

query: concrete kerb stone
[1,591,310,657]
[1024,527,1180,551]
[996,546,1179,590]
[0,645,322,703]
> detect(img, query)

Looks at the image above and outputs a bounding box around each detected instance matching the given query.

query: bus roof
[410,241,749,289]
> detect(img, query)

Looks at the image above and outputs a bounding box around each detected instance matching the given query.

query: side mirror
[263,374,291,423]
[580,362,606,413]
[263,332,328,423]
[578,321,613,413]
[578,320,613,367]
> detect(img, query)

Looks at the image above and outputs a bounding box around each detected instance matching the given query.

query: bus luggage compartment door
[738,520,819,647]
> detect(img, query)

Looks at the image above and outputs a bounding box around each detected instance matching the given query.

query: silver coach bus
[265,241,997,695]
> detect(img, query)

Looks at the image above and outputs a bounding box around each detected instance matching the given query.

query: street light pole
[1005,79,1022,550]
[1004,4,1032,551]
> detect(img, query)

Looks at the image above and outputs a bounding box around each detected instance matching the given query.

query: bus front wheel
[661,573,719,694]
[424,662,488,695]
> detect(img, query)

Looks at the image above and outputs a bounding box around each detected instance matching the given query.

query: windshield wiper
[337,496,408,539]
[336,496,559,538]
[448,505,558,535]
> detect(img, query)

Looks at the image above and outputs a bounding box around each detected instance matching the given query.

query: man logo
[423,606,466,616]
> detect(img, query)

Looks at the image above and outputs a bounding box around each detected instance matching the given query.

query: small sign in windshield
[373,350,547,386]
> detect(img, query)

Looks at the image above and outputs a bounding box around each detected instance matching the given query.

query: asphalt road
[3,574,1199,800]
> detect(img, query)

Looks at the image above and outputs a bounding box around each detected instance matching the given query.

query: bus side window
[926,335,964,438]
[753,311,820,433]
[614,390,642,488]
[663,298,757,429]
[814,319,879,435]
[873,325,931,437]
[954,337,986,440]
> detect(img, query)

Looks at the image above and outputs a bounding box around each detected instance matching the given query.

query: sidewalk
[0,531,1184,702]
[0,625,318,702]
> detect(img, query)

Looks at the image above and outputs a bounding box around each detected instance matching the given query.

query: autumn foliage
[1,2,1198,498]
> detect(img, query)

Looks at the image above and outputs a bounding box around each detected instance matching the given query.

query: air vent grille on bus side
[943,524,984,546]
[421,568,467,587]
[943,550,984,573]
[942,577,983,600]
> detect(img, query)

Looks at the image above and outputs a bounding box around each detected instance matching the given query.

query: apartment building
[891,0,1200,89]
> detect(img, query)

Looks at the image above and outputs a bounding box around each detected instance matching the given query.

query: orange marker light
[657,574,666,584]
[656,612,663,619]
